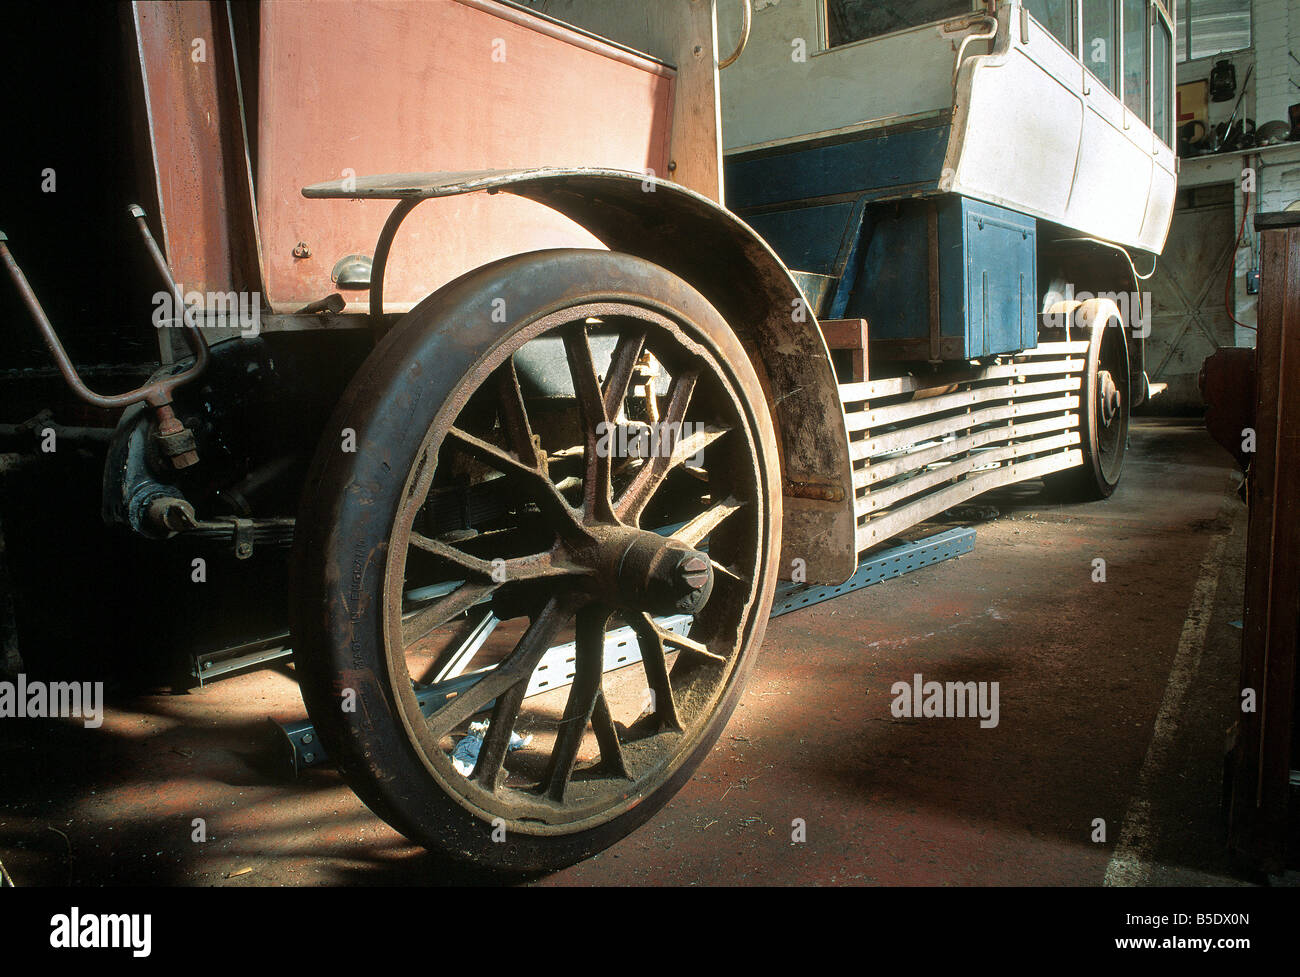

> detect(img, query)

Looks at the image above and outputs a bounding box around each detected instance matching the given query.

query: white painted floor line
[1103,509,1232,887]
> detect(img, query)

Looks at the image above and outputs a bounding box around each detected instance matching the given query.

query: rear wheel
[290,249,780,873]
[1044,309,1130,500]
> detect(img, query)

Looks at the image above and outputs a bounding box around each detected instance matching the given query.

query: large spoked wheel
[1044,312,1130,501]
[290,249,780,873]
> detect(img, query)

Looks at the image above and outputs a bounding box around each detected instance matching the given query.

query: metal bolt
[678,554,711,590]
[303,752,315,764]
[302,733,313,744]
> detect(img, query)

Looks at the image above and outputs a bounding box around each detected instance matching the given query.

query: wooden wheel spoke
[668,424,729,467]
[402,580,498,646]
[470,681,530,790]
[590,692,629,779]
[446,426,589,540]
[540,605,611,801]
[673,495,744,548]
[425,597,567,738]
[602,327,647,418]
[562,323,610,430]
[614,365,702,523]
[619,423,730,517]
[631,613,682,732]
[659,365,700,431]
[494,357,537,463]
[409,533,583,583]
[562,324,615,522]
[647,615,726,664]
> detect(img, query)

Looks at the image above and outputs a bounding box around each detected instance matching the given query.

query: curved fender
[1047,296,1127,366]
[1040,238,1147,406]
[304,168,858,584]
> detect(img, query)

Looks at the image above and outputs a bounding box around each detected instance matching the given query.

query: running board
[842,341,1085,554]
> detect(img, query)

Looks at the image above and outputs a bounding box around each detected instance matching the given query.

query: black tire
[290,249,781,874]
[1044,315,1130,501]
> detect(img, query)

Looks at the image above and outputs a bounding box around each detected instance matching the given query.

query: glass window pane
[1123,0,1148,122]
[1188,0,1250,61]
[1175,0,1187,62]
[1025,0,1076,52]
[1082,0,1118,94]
[1153,13,1172,144]
[827,0,973,48]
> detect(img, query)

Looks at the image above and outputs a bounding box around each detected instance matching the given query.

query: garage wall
[1246,0,1300,341]
[1144,185,1237,414]
[1173,0,1300,365]
[1253,0,1297,130]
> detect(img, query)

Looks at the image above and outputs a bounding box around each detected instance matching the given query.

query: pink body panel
[256,0,675,313]
[136,1,258,296]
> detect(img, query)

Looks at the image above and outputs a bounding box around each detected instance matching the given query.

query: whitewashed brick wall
[1251,0,1296,129]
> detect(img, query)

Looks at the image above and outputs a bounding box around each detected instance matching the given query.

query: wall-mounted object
[1210,59,1237,102]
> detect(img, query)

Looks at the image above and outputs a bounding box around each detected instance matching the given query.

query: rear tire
[1044,311,1130,500]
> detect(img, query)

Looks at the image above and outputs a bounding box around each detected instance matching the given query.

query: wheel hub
[1097,370,1121,426]
[571,527,714,616]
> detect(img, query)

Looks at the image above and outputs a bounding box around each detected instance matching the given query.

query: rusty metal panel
[133,1,259,296]
[256,0,675,314]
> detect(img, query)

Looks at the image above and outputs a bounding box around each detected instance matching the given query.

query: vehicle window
[1152,9,1172,145]
[826,0,973,48]
[1081,0,1118,94]
[1177,0,1250,64]
[1122,0,1148,122]
[1024,0,1076,53]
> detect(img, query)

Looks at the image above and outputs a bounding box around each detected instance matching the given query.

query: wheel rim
[381,301,768,833]
[1094,323,1129,486]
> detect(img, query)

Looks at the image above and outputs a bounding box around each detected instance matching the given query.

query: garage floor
[0,418,1257,885]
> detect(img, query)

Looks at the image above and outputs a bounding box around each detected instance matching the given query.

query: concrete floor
[0,418,1258,885]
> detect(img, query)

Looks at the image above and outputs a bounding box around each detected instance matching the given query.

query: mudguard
[304,168,857,585]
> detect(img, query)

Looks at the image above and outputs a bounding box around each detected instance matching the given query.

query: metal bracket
[232,518,255,560]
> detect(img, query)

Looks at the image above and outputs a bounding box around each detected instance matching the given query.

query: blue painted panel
[961,200,1038,357]
[720,112,1037,359]
[844,196,1037,358]
[744,200,862,278]
[724,122,951,211]
[844,206,931,340]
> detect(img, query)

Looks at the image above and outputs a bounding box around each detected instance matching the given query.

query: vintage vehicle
[0,0,1175,873]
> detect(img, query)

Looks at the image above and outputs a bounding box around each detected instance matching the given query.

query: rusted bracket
[369,197,422,335]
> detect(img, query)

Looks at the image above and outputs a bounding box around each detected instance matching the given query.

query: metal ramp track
[274,525,975,773]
